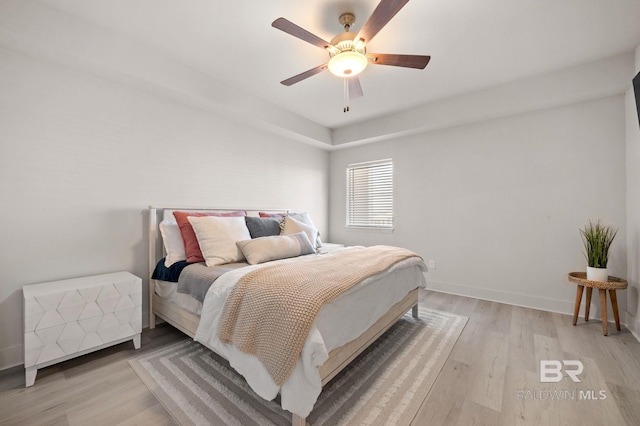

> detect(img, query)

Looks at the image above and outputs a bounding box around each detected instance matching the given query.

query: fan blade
[348,76,364,98]
[367,53,430,69]
[355,0,410,44]
[272,18,332,50]
[280,64,328,86]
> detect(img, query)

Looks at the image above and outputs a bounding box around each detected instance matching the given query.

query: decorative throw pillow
[236,232,315,265]
[288,212,323,248]
[173,210,246,263]
[245,216,281,239]
[159,220,187,267]
[259,212,298,218]
[259,211,322,248]
[281,216,319,251]
[187,215,251,267]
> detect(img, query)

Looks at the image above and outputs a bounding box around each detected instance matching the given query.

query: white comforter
[194,247,426,418]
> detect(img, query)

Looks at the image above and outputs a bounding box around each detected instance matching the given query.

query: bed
[147,206,427,425]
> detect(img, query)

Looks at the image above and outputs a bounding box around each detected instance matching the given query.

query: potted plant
[580,220,617,282]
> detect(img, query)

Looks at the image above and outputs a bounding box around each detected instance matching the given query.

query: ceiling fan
[272,0,431,112]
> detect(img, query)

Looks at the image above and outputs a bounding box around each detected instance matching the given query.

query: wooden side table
[568,272,628,336]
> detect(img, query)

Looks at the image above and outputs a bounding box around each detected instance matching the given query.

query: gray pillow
[245,216,281,238]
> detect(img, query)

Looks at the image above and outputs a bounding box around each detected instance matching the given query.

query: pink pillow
[259,212,298,218]
[173,210,246,263]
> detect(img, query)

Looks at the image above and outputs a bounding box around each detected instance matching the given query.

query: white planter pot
[586,266,608,282]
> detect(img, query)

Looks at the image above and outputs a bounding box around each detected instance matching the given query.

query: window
[346,159,393,229]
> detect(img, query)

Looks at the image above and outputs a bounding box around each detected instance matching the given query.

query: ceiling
[33,0,640,131]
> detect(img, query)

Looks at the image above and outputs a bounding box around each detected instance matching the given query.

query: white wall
[625,45,640,339]
[0,46,329,369]
[330,96,627,317]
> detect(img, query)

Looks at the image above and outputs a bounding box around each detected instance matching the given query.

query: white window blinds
[346,159,393,229]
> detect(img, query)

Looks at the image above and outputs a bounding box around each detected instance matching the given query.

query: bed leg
[412,304,419,318]
[292,413,306,426]
[150,311,156,329]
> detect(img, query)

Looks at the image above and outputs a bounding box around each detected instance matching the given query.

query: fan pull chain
[343,78,350,113]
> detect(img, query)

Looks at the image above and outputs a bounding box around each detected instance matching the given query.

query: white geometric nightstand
[23,271,142,387]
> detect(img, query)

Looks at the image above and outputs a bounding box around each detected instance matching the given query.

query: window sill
[345,226,394,234]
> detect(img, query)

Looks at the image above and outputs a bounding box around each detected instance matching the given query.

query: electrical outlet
[428,260,436,269]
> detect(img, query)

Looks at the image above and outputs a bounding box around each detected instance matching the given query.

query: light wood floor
[1,289,640,425]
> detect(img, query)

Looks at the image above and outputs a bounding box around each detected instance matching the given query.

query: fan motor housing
[329,32,366,56]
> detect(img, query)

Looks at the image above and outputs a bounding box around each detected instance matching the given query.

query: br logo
[539,360,584,383]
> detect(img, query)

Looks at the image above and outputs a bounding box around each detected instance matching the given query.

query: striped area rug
[129,308,467,425]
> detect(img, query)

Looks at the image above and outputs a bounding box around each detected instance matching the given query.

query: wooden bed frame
[147,206,419,425]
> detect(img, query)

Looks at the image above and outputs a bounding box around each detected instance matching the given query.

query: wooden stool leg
[573,285,584,326]
[585,287,593,321]
[609,290,621,331]
[599,289,608,336]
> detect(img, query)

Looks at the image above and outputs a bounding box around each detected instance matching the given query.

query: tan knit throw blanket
[217,245,422,386]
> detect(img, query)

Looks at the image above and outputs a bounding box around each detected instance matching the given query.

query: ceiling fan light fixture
[328,51,368,77]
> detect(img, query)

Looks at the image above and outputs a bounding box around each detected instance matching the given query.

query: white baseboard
[0,344,23,371]
[425,279,638,343]
[624,311,640,342]
[426,279,577,315]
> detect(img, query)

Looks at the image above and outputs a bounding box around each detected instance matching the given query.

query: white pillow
[187,216,251,267]
[159,220,187,267]
[281,216,319,251]
[287,212,323,248]
[237,232,315,265]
